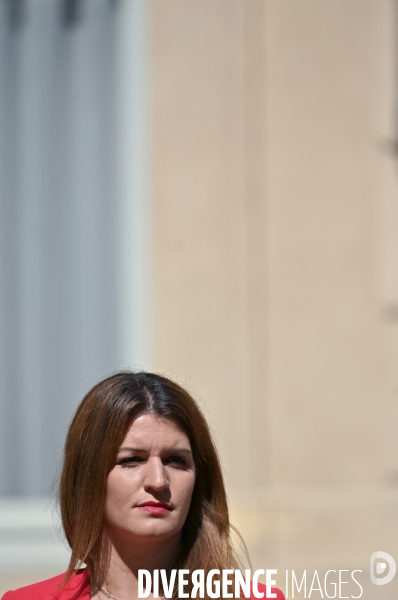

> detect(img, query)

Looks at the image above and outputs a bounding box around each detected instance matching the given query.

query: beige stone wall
[151,0,270,494]
[150,0,398,594]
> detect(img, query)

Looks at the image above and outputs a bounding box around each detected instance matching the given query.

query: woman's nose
[143,457,169,492]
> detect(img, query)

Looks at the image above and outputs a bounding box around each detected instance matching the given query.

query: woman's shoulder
[254,581,285,600]
[1,569,90,600]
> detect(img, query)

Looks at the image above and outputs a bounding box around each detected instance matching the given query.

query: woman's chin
[108,522,181,544]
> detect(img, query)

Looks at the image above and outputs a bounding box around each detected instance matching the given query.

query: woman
[1,371,284,600]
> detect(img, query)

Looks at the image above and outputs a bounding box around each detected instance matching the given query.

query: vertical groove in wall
[115,0,150,372]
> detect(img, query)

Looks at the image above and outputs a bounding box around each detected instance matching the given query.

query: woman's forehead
[119,413,191,449]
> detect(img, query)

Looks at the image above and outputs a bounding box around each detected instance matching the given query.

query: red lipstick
[136,501,172,515]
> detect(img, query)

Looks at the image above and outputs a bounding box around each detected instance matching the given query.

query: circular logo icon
[370,551,396,585]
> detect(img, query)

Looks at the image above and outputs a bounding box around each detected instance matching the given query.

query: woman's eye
[118,456,144,467]
[164,456,187,467]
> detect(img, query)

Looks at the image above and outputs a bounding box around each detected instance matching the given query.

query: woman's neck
[95,533,182,600]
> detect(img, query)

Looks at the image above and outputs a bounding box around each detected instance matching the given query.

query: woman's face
[105,413,196,543]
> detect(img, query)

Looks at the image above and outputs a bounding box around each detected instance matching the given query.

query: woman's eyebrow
[118,447,146,453]
[117,447,192,454]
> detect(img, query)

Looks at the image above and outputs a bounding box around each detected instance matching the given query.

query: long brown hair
[59,371,246,595]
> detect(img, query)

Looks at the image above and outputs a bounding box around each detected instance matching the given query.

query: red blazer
[1,570,285,600]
